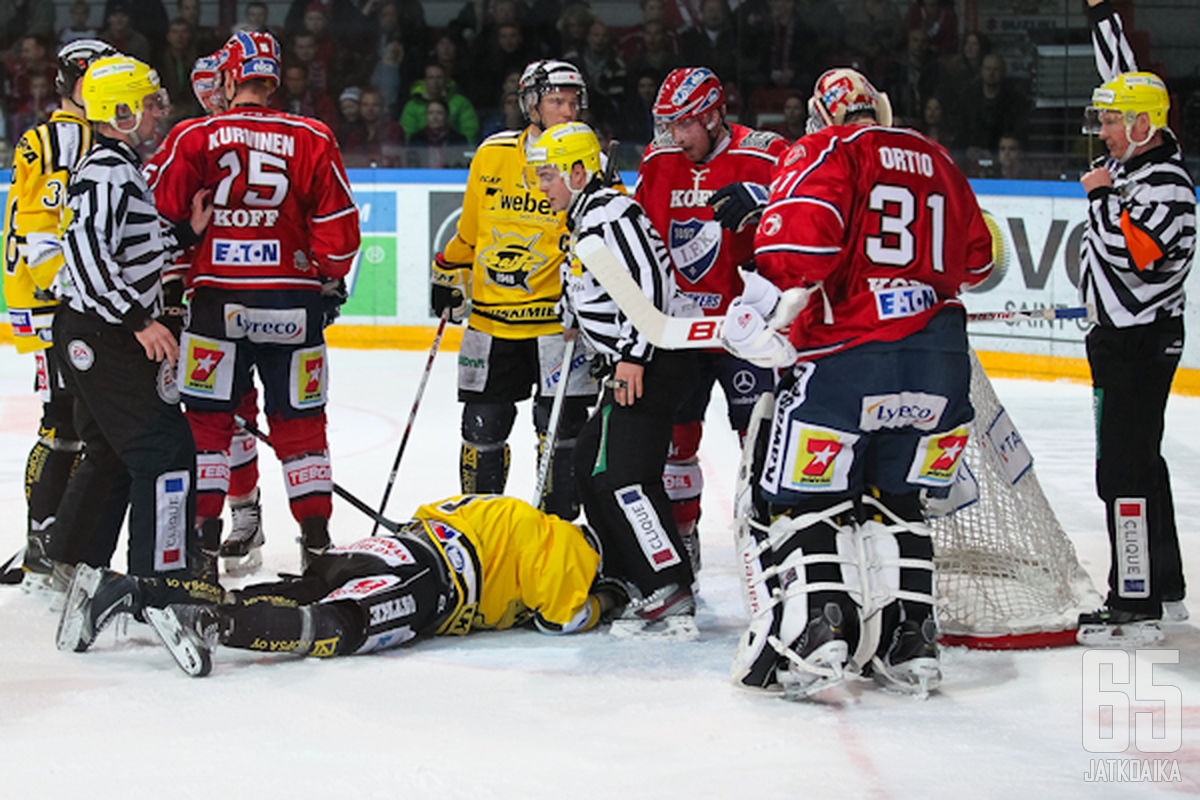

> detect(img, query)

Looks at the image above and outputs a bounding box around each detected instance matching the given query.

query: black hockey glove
[321,277,348,328]
[161,276,187,339]
[431,252,470,324]
[709,182,770,232]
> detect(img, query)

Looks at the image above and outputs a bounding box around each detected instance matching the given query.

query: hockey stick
[232,415,406,534]
[371,309,450,534]
[532,336,575,508]
[966,305,1095,323]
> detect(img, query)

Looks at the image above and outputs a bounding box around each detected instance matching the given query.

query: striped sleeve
[1087,0,1138,81]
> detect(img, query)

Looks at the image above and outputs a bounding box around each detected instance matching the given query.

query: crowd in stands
[0,0,1143,176]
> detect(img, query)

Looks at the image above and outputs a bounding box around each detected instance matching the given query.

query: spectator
[450,0,526,45]
[556,1,593,55]
[918,94,957,154]
[430,32,473,103]
[407,98,471,168]
[623,19,680,85]
[470,21,536,109]
[349,85,405,166]
[370,35,417,118]
[176,0,222,54]
[9,70,54,138]
[58,1,98,47]
[271,61,338,122]
[994,133,1030,179]
[103,0,169,57]
[100,4,153,62]
[616,0,681,66]
[240,1,277,33]
[400,62,480,144]
[283,0,367,44]
[881,26,941,126]
[301,2,352,95]
[763,91,806,140]
[941,30,989,110]
[365,0,427,54]
[960,52,1029,161]
[737,0,816,96]
[157,19,202,124]
[792,0,847,71]
[6,34,56,115]
[843,0,903,73]
[479,87,525,139]
[336,85,367,151]
[905,0,956,59]
[565,19,626,129]
[616,68,658,146]
[679,0,738,89]
[0,0,54,51]
[288,31,330,94]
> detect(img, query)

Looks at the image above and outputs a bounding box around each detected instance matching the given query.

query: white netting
[930,351,1102,642]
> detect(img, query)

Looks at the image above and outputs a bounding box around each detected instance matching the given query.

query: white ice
[0,346,1196,799]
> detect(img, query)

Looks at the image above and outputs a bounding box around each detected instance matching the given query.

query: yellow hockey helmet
[1084,71,1169,134]
[526,121,602,186]
[81,55,167,133]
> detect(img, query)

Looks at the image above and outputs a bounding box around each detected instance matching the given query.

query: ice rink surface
[0,345,1196,799]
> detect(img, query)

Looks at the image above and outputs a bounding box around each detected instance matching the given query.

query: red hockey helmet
[652,67,725,127]
[220,30,281,87]
[191,49,227,113]
[807,68,892,133]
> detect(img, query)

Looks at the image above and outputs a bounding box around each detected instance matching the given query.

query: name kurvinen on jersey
[207,127,295,156]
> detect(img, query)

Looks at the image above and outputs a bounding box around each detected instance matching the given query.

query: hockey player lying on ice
[57,495,621,677]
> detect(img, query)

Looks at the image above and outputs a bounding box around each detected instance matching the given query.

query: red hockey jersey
[636,124,788,316]
[755,125,993,358]
[147,105,360,291]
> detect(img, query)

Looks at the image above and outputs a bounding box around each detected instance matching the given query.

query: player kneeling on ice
[64,495,622,677]
[711,69,994,699]
[529,122,701,639]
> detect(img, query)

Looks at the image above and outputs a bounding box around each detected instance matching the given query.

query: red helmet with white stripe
[220,30,281,87]
[652,67,725,127]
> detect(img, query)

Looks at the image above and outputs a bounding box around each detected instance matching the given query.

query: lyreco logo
[860,392,947,431]
[223,305,306,343]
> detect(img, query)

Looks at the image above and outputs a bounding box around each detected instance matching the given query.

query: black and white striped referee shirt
[1080,0,1195,329]
[563,181,691,364]
[59,134,194,330]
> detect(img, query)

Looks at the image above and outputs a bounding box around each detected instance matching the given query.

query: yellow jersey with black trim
[442,128,568,340]
[2,110,91,352]
[414,494,599,634]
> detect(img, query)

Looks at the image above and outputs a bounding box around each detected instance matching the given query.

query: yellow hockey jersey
[2,110,91,353]
[442,128,568,340]
[414,494,600,634]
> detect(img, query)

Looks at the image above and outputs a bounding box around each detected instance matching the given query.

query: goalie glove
[320,277,348,328]
[708,182,769,233]
[431,252,471,324]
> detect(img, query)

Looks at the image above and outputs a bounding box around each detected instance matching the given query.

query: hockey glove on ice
[709,182,769,232]
[321,277,348,328]
[431,252,471,324]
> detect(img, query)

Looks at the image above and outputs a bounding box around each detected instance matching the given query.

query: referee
[53,55,216,617]
[1077,0,1195,643]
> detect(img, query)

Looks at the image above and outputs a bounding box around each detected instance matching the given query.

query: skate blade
[221,547,263,578]
[20,570,55,594]
[778,640,848,700]
[56,564,101,652]
[1077,621,1164,648]
[1163,601,1189,623]
[609,616,699,642]
[873,657,942,699]
[144,607,213,678]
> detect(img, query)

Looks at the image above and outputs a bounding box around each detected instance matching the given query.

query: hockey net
[929,350,1102,649]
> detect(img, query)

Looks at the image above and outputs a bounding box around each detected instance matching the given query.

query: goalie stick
[233,415,406,534]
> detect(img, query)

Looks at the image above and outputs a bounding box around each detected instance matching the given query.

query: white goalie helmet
[806,68,893,134]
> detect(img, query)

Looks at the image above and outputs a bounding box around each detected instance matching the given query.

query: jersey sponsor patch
[859,392,947,431]
[537,334,596,397]
[906,426,970,487]
[338,536,417,567]
[283,453,331,499]
[984,408,1032,484]
[178,333,236,400]
[778,421,860,492]
[323,574,401,602]
[289,344,326,409]
[154,470,190,571]
[223,304,307,343]
[668,218,722,284]
[9,309,33,337]
[683,291,722,310]
[1115,498,1150,598]
[195,451,231,493]
[615,484,681,571]
[873,283,936,320]
[211,238,281,266]
[66,339,94,371]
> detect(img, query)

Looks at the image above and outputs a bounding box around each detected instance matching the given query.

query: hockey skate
[144,604,221,678]
[1163,601,1189,622]
[56,564,140,653]
[871,617,942,699]
[299,516,331,572]
[609,583,698,641]
[220,490,264,576]
[1077,607,1164,647]
[775,602,850,700]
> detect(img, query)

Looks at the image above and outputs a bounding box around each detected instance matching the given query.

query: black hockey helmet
[518,59,588,121]
[56,39,119,99]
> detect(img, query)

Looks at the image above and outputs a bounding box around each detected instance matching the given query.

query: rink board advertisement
[1,169,1197,380]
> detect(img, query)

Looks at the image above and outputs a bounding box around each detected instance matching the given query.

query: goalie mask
[191,49,227,114]
[807,68,892,134]
[1084,71,1169,162]
[519,59,588,123]
[526,121,602,205]
[82,55,169,141]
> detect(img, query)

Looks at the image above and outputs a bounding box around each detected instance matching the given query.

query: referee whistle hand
[1081,167,1112,193]
[136,320,180,365]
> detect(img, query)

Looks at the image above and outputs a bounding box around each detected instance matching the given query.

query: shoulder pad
[738,129,786,152]
[480,130,520,148]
